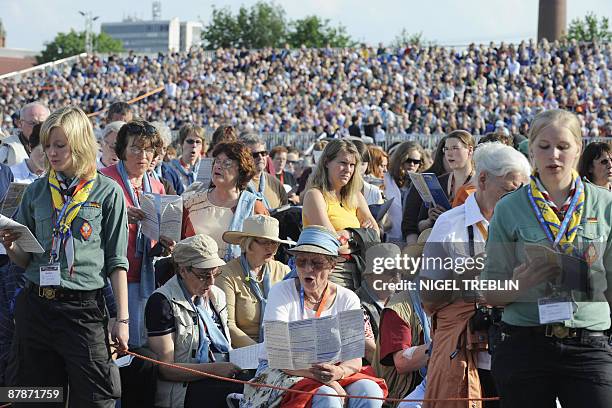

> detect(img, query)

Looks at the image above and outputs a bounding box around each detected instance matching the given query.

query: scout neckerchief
[172,157,200,186]
[48,169,96,277]
[177,275,230,363]
[247,172,271,209]
[239,253,271,341]
[117,160,155,298]
[527,170,585,255]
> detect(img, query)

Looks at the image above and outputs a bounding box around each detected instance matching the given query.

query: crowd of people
[1,39,611,140]
[0,40,610,408]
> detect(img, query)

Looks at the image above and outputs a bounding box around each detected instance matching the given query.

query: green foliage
[389,29,425,49]
[37,30,123,64]
[288,16,353,48]
[566,12,611,42]
[202,1,354,49]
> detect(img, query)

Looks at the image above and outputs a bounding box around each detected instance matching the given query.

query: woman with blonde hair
[482,109,612,407]
[0,106,129,406]
[302,139,379,290]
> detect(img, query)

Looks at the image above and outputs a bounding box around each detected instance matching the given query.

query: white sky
[1,0,611,51]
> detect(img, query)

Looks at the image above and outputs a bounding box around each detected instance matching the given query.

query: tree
[37,30,123,63]
[389,29,425,49]
[287,16,353,48]
[203,1,287,49]
[566,12,611,42]
[202,1,354,49]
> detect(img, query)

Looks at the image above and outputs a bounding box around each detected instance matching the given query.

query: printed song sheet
[229,343,264,369]
[196,158,214,188]
[140,193,183,243]
[0,214,44,253]
[0,182,29,217]
[264,309,364,370]
[408,172,451,210]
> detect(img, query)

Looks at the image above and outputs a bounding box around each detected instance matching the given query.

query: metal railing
[0,53,87,80]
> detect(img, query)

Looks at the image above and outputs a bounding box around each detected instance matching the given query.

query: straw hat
[222,215,296,246]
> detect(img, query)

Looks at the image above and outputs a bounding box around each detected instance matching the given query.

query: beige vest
[152,276,231,408]
[372,290,424,408]
[0,134,29,166]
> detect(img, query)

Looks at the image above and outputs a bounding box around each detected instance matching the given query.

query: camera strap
[467,225,475,257]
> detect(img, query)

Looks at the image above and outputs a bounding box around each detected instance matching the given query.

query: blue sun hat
[287,226,343,260]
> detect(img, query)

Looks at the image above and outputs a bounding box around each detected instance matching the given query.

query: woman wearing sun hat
[241,225,387,408]
[216,215,294,348]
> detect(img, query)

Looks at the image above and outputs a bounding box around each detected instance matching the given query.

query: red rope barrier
[123,349,501,404]
[86,86,165,117]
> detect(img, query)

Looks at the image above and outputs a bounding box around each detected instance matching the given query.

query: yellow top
[303,195,360,231]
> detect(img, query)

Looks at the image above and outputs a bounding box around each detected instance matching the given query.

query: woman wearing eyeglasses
[101,119,166,347]
[216,215,293,348]
[170,124,207,190]
[385,141,424,244]
[182,142,268,261]
[145,234,243,408]
[242,226,387,408]
[578,142,612,191]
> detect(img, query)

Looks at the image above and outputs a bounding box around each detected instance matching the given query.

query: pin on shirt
[584,243,598,266]
[81,221,93,241]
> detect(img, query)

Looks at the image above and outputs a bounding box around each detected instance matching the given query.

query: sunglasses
[598,157,612,166]
[254,238,280,247]
[213,158,235,169]
[185,138,203,145]
[287,160,299,165]
[126,122,157,136]
[252,151,268,159]
[404,158,422,165]
[190,268,221,282]
[295,256,333,271]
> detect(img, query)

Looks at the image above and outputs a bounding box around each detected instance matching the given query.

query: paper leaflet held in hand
[264,309,365,370]
[0,214,44,253]
[140,193,183,243]
[408,172,451,210]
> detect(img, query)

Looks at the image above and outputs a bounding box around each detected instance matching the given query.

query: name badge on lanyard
[538,297,574,324]
[40,263,61,287]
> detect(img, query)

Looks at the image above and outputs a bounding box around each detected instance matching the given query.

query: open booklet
[195,158,214,189]
[230,343,265,369]
[0,214,44,253]
[408,172,451,210]
[264,309,365,370]
[0,182,29,218]
[140,193,183,243]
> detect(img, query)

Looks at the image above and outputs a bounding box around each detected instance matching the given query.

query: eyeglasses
[252,151,268,159]
[404,158,422,165]
[126,122,157,136]
[128,146,156,156]
[254,238,280,247]
[185,138,203,145]
[22,119,42,127]
[190,268,221,282]
[213,158,236,169]
[295,256,332,271]
[287,160,299,165]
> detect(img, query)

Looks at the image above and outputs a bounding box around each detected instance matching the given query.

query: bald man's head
[19,102,50,140]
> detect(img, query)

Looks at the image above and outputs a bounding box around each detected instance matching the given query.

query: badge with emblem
[80,221,92,241]
[584,243,598,266]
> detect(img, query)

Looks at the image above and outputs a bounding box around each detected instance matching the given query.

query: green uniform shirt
[16,172,129,291]
[482,182,612,330]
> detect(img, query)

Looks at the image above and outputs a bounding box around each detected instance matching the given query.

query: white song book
[140,193,183,243]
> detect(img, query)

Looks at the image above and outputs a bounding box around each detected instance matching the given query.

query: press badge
[40,263,61,286]
[538,297,573,324]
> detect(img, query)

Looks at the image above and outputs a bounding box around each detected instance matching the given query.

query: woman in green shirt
[483,109,612,408]
[1,106,130,407]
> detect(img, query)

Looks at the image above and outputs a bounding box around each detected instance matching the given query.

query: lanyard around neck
[299,281,330,319]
